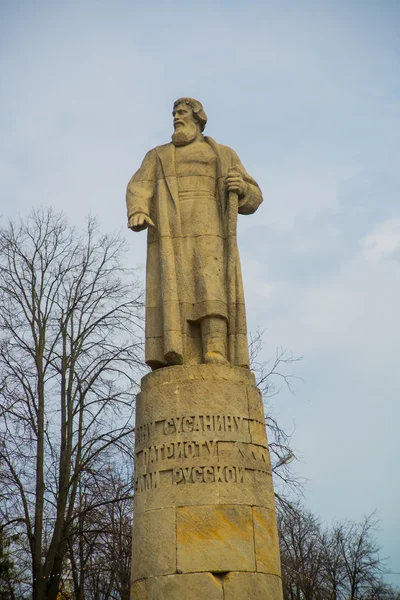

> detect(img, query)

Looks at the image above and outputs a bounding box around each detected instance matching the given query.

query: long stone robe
[126,136,262,369]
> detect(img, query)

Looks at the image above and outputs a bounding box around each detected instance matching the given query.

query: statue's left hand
[224,169,248,197]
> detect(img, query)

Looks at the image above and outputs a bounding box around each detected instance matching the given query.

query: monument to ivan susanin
[126,98,283,599]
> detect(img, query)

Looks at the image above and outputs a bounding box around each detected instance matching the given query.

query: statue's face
[173,103,196,131]
[171,103,199,146]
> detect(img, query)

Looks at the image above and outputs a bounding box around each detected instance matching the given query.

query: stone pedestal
[131,365,283,600]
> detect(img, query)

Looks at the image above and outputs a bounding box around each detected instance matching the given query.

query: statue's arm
[230,150,263,215]
[126,150,157,231]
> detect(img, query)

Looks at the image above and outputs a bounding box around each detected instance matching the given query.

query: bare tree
[335,513,385,600]
[249,328,303,499]
[0,209,144,600]
[319,524,348,600]
[278,503,399,600]
[278,502,327,600]
[66,455,133,600]
[364,580,400,600]
[0,530,16,600]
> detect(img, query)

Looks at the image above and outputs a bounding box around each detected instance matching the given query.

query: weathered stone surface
[176,504,256,573]
[249,419,269,446]
[218,440,271,473]
[253,507,282,575]
[136,379,250,428]
[127,99,262,369]
[247,385,265,422]
[134,477,219,514]
[128,97,283,599]
[135,422,252,452]
[136,364,255,427]
[217,475,275,508]
[131,579,147,600]
[133,470,276,514]
[131,366,282,599]
[140,363,256,389]
[146,573,223,599]
[131,508,176,580]
[224,572,283,600]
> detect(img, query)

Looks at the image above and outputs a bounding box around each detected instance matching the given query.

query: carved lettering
[192,466,203,483]
[138,439,218,467]
[135,414,259,451]
[235,443,247,458]
[204,466,214,483]
[173,416,182,433]
[205,440,217,457]
[204,415,213,431]
[225,466,235,483]
[173,468,183,484]
[214,466,224,483]
[182,416,193,432]
[215,415,224,432]
[134,415,270,492]
[233,416,242,431]
[136,421,157,444]
[232,442,270,472]
[236,466,245,483]
[135,465,246,491]
[182,467,192,483]
[185,442,196,458]
[134,471,160,493]
[164,419,174,435]
[172,465,245,485]
[165,443,174,459]
[151,414,246,437]
[176,442,184,459]
[193,415,201,431]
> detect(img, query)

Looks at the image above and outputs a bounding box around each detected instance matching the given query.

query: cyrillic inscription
[134,413,271,494]
[163,414,243,435]
[173,465,244,485]
[134,471,159,492]
[138,440,217,468]
[233,442,269,466]
[135,413,248,446]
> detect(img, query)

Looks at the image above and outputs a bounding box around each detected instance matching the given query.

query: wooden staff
[227,167,239,364]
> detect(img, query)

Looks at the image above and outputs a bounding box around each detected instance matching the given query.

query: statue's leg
[201,316,229,365]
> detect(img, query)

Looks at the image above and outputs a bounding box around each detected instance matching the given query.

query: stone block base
[131,365,283,599]
[132,572,282,600]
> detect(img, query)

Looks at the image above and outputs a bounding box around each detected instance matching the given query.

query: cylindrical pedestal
[131,365,283,600]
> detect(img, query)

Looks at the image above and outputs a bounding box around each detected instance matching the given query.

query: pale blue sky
[1,0,400,584]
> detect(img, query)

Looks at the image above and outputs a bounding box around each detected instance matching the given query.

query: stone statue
[127,101,283,599]
[126,98,262,370]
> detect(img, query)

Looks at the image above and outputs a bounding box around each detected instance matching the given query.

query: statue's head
[172,98,207,146]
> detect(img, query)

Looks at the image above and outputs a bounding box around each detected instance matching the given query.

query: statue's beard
[172,122,199,146]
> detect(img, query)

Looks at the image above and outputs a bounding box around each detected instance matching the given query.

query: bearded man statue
[126,98,263,370]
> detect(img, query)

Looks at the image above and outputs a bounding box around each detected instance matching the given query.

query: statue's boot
[201,316,229,365]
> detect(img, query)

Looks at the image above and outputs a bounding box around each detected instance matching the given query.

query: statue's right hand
[129,213,155,232]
